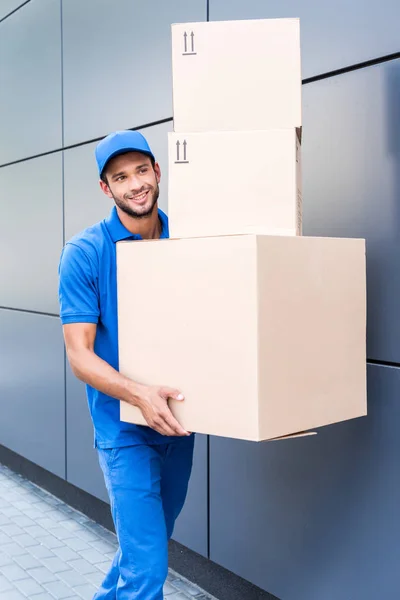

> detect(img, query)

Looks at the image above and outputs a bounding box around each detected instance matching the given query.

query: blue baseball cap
[95,130,155,177]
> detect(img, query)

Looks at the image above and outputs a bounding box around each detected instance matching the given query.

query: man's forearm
[67,347,145,407]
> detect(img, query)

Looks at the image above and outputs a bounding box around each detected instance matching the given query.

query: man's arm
[63,322,190,437]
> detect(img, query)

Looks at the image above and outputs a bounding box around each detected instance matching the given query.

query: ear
[99,179,113,199]
[154,162,161,184]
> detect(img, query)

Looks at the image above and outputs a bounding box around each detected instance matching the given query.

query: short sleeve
[58,243,100,325]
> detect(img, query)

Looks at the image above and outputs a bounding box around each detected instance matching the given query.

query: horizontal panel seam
[0,51,399,169]
[0,117,174,169]
[0,0,30,24]
[0,306,59,318]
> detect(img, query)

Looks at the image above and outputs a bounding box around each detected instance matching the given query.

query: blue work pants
[93,435,195,599]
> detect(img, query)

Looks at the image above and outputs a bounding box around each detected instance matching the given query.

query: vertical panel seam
[207,435,210,558]
[206,0,210,559]
[60,0,67,481]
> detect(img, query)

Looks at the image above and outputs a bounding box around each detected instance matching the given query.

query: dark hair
[101,153,156,185]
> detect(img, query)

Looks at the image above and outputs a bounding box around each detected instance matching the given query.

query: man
[58,130,195,599]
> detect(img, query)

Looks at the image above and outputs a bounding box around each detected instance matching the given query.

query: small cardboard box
[171,18,302,133]
[117,234,367,442]
[168,128,302,239]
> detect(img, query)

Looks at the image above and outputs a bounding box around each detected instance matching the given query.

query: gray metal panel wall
[301,60,400,363]
[63,122,172,241]
[0,309,65,479]
[0,0,29,20]
[65,361,109,503]
[61,0,207,146]
[0,154,63,314]
[172,434,208,557]
[210,364,400,600]
[0,0,62,164]
[209,0,400,79]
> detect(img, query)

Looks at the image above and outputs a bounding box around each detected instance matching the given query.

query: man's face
[100,151,160,219]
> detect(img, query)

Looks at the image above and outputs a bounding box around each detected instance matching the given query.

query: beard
[112,183,159,219]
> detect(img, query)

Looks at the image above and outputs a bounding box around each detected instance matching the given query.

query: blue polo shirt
[58,206,179,449]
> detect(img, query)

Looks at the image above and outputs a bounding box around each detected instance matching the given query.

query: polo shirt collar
[104,206,169,242]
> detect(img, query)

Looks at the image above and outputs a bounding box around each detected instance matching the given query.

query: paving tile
[12,515,36,528]
[24,525,50,538]
[24,508,46,520]
[1,507,22,518]
[46,526,75,540]
[39,557,72,574]
[1,523,25,537]
[1,590,26,600]
[52,545,81,562]
[95,560,112,574]
[60,519,85,532]
[29,545,56,560]
[57,567,90,588]
[36,517,60,529]
[14,553,42,570]
[0,562,31,581]
[67,557,99,576]
[30,594,54,600]
[13,533,38,548]
[36,535,66,550]
[2,542,27,557]
[63,537,91,552]
[28,566,59,584]
[0,573,16,592]
[43,579,74,599]
[73,582,98,599]
[14,577,46,596]
[78,547,107,565]
[84,569,105,587]
[0,514,11,525]
[0,551,14,567]
[73,528,99,543]
[89,539,117,554]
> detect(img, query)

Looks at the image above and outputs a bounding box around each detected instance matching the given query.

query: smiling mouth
[129,190,149,204]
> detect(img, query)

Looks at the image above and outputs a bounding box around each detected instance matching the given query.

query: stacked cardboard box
[117,18,367,442]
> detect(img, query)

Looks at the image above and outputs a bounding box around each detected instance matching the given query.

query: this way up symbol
[183,31,195,54]
[176,140,188,163]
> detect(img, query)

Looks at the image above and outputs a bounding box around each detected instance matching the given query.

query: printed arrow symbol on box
[183,31,187,53]
[190,31,195,52]
[183,140,187,161]
[176,140,180,161]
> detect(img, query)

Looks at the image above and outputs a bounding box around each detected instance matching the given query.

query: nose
[128,174,144,193]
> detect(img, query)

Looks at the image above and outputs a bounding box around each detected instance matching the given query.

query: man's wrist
[126,380,147,408]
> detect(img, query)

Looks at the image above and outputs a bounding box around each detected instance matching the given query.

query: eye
[139,168,148,174]
[116,175,126,181]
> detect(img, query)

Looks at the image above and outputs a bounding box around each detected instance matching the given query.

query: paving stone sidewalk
[0,463,217,600]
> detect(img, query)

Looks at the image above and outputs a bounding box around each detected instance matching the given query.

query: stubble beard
[113,184,159,220]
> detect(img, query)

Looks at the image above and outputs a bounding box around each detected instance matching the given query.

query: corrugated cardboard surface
[171,18,302,132]
[117,234,367,442]
[168,129,301,239]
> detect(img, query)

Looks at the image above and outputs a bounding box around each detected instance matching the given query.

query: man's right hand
[134,384,190,437]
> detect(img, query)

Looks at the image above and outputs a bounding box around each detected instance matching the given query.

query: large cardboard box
[168,128,302,239]
[117,235,367,442]
[171,18,302,133]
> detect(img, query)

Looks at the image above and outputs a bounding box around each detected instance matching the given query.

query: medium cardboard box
[117,234,367,442]
[171,18,302,133]
[168,128,302,239]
